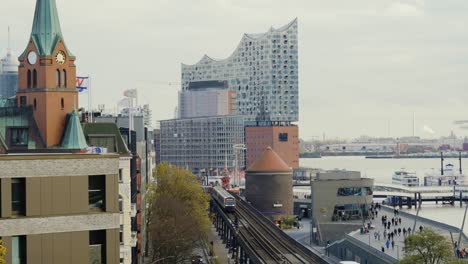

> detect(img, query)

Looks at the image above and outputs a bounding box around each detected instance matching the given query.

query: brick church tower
[17,0,78,147]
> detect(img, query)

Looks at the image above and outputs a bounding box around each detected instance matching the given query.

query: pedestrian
[461,249,465,259]
[386,239,390,250]
[382,246,385,253]
[408,227,412,234]
[403,228,406,237]
[392,218,395,225]
[388,234,390,240]
[398,228,401,236]
[457,248,461,258]
[391,240,395,249]
[399,217,402,224]
[374,231,377,240]
[419,226,423,232]
[384,230,387,239]
[377,230,381,241]
[326,241,330,257]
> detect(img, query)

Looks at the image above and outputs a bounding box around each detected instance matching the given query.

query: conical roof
[61,109,88,150]
[21,0,73,58]
[247,147,292,172]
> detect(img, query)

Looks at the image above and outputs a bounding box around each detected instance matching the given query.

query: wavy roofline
[182,18,297,67]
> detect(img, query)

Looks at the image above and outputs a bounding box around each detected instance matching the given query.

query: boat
[392,170,419,187]
[424,163,465,186]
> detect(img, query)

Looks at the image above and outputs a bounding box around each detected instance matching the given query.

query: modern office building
[0,154,121,264]
[153,128,161,165]
[182,19,299,123]
[159,115,245,172]
[0,48,19,98]
[245,124,299,169]
[178,80,236,119]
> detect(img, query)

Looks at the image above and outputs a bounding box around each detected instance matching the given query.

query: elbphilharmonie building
[181,19,299,123]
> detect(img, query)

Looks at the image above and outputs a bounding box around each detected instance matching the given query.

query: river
[300,156,468,233]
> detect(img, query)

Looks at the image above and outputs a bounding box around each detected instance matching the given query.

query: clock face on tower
[55,51,66,65]
[27,51,37,65]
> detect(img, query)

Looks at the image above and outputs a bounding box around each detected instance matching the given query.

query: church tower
[17,0,78,147]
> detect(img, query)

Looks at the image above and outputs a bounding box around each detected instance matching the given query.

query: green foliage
[0,239,6,264]
[147,163,210,264]
[399,228,455,264]
[280,215,297,230]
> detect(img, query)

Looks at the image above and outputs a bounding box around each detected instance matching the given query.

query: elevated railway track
[210,190,331,263]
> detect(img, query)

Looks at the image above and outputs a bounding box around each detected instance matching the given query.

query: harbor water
[300,156,468,233]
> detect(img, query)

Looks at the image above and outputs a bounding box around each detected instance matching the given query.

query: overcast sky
[1,0,467,140]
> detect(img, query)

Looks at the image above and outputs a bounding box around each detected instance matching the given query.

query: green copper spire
[61,109,88,150]
[26,0,73,57]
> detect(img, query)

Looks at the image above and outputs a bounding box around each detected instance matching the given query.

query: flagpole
[89,75,93,123]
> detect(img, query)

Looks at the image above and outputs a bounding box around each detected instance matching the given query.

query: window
[12,236,26,264]
[11,178,25,216]
[32,69,37,88]
[61,98,64,110]
[10,128,29,146]
[119,225,124,244]
[27,70,31,89]
[119,195,123,213]
[89,230,106,264]
[337,187,373,197]
[89,176,105,211]
[62,70,67,88]
[118,169,123,182]
[279,133,288,142]
[55,69,61,87]
[19,96,27,107]
[33,99,37,110]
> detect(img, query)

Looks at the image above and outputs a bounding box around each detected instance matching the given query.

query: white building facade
[181,19,299,123]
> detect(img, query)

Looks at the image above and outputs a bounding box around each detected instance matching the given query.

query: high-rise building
[0,48,19,98]
[182,19,299,123]
[178,80,236,118]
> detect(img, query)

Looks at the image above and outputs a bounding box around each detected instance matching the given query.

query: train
[212,186,236,213]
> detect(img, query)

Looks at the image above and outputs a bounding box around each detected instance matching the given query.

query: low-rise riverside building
[293,170,374,244]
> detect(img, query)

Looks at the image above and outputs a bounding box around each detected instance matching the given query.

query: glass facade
[337,187,373,197]
[181,19,299,122]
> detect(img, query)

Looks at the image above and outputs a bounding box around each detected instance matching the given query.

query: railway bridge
[210,193,333,264]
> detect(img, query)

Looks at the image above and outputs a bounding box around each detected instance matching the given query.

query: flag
[76,76,89,93]
[123,89,137,98]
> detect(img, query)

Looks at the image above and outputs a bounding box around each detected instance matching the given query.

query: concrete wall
[119,157,133,264]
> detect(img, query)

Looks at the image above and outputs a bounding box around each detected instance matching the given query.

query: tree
[0,239,6,264]
[399,228,457,264]
[147,163,210,264]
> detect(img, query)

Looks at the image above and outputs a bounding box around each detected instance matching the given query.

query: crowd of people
[360,203,426,254]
